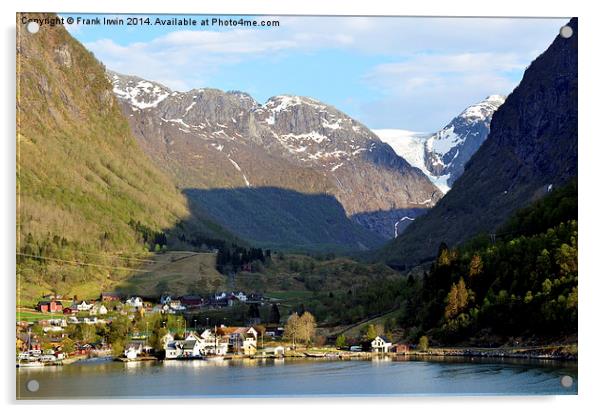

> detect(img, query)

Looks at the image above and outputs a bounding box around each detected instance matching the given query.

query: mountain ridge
[109,70,443,243]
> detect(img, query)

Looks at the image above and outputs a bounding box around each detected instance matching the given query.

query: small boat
[304,352,326,358]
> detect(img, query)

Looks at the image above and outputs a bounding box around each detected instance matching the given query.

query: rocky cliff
[379,18,578,266]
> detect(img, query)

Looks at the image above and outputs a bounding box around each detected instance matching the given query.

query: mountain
[375,95,505,193]
[379,18,577,267]
[374,129,450,193]
[16,13,233,301]
[424,95,506,186]
[110,73,443,245]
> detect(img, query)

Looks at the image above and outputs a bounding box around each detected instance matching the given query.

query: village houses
[162,330,228,359]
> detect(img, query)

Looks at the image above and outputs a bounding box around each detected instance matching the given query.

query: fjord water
[17,358,577,399]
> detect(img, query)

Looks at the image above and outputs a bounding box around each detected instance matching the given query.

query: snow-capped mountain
[109,71,443,243]
[425,95,506,185]
[374,95,506,192]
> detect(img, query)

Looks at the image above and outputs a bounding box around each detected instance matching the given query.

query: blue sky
[64,14,565,131]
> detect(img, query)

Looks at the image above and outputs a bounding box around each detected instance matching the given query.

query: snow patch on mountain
[374,129,451,193]
[111,74,170,110]
[228,157,250,187]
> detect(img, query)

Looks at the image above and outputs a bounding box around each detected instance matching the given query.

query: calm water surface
[17,357,577,399]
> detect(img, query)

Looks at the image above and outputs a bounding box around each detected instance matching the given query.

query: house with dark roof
[37,300,63,313]
[180,295,203,308]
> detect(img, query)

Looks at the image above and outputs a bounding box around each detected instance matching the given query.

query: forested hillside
[399,180,577,345]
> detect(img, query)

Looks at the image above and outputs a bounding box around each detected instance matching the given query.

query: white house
[48,318,67,327]
[43,325,64,333]
[169,300,186,312]
[76,300,94,311]
[125,297,144,308]
[124,343,143,359]
[371,336,392,353]
[90,304,108,315]
[220,326,257,355]
[163,331,227,359]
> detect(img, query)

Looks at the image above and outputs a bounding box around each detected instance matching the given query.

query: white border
[3,0,600,411]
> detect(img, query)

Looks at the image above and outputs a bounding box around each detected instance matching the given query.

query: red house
[62,307,78,315]
[180,295,203,308]
[37,300,63,313]
[391,343,410,354]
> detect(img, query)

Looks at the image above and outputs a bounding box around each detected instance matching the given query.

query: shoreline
[18,345,577,368]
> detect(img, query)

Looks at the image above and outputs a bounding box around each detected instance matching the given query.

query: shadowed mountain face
[109,73,442,245]
[379,18,578,266]
[183,187,386,252]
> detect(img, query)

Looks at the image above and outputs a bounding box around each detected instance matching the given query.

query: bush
[418,335,429,352]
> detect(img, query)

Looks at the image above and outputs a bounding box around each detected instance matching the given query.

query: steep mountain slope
[16,14,231,301]
[400,179,577,345]
[379,18,577,267]
[375,95,505,193]
[111,73,443,244]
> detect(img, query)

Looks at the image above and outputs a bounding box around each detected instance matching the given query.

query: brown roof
[218,327,252,336]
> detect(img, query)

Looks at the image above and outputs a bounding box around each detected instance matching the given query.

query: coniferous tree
[268,304,281,324]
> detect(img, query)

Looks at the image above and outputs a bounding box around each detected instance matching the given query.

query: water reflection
[17,357,577,399]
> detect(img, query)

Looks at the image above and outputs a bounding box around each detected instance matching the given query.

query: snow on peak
[111,73,171,110]
[459,95,506,122]
[485,94,506,104]
[426,94,506,162]
[262,95,327,114]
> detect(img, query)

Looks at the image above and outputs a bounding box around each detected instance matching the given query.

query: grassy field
[17,309,64,322]
[115,251,227,297]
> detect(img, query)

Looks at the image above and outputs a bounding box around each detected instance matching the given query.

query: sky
[64,14,566,131]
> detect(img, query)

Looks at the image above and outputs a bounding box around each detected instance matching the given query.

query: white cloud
[359,51,529,129]
[80,15,565,128]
